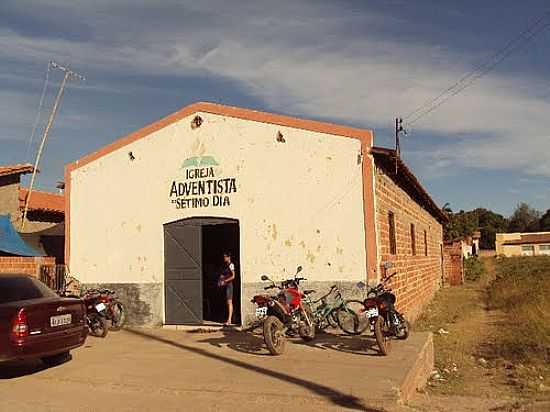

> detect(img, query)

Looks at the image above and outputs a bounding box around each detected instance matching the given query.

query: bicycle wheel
[109,301,126,331]
[336,300,369,335]
[327,311,339,329]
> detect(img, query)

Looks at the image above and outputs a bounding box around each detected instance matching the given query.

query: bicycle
[304,285,369,335]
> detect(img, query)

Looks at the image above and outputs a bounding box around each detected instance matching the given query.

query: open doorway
[202,223,240,324]
[163,217,240,325]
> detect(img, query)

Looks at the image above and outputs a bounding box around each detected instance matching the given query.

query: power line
[408,17,550,126]
[25,62,51,162]
[405,9,550,126]
[21,62,84,231]
[405,9,550,121]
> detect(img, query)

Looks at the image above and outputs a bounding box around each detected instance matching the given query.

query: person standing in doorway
[219,252,235,326]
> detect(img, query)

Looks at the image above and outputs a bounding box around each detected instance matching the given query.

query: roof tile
[0,164,35,178]
[19,188,64,214]
[503,233,550,245]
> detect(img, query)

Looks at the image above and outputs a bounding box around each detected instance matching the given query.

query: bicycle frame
[306,286,346,328]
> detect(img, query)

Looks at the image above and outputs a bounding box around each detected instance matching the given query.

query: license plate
[255,307,268,317]
[364,307,379,319]
[50,314,72,327]
[95,303,107,312]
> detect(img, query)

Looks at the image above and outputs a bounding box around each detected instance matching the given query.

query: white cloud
[0,1,549,177]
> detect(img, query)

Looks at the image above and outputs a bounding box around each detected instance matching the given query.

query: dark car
[0,274,88,366]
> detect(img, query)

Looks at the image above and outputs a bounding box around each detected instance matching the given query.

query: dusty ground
[408,257,550,412]
[0,326,430,412]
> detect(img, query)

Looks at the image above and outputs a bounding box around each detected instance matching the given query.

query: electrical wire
[405,10,550,121]
[25,62,51,162]
[405,9,550,126]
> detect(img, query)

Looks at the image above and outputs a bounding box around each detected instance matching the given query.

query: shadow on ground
[0,354,73,379]
[0,360,46,379]
[125,328,384,412]
[196,327,271,356]
[197,328,383,357]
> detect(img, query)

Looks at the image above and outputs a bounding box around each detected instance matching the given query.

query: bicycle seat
[303,289,316,295]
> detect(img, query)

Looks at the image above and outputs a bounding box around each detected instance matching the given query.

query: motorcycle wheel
[299,305,316,342]
[88,313,108,338]
[109,302,126,331]
[374,315,392,356]
[396,318,410,340]
[263,315,286,356]
[337,300,369,336]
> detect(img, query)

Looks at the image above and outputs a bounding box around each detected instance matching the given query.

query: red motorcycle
[362,262,410,355]
[252,266,315,355]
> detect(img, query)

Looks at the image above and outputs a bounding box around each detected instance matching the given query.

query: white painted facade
[69,111,368,323]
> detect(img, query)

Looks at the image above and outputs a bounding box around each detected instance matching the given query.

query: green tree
[443,207,477,243]
[540,209,550,231]
[508,203,541,232]
[443,206,508,249]
[476,208,508,249]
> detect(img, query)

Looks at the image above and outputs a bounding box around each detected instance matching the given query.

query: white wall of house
[69,112,367,295]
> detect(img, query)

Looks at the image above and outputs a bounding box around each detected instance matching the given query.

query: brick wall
[0,174,61,235]
[374,163,444,321]
[0,256,56,277]
[443,241,464,286]
[0,175,20,225]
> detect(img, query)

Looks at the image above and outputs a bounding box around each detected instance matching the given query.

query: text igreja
[169,166,237,209]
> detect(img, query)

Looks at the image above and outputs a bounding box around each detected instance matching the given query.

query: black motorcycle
[57,283,108,338]
[361,262,410,355]
[80,289,109,338]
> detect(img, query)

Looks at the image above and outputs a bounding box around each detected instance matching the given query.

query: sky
[0,0,549,217]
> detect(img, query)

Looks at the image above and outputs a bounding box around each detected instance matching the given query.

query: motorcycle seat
[303,289,316,295]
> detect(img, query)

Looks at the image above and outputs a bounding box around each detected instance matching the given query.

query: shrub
[488,256,550,362]
[464,256,485,282]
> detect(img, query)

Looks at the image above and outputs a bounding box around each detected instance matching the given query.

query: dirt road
[0,327,431,412]
[410,257,550,412]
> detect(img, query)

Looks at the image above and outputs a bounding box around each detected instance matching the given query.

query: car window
[0,276,57,304]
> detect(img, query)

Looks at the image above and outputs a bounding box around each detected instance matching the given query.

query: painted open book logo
[181,156,219,169]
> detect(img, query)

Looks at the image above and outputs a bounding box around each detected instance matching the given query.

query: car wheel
[41,351,71,367]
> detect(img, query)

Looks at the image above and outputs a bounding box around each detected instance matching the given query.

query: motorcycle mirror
[356,281,366,290]
[260,275,269,281]
[383,261,394,270]
[296,266,303,274]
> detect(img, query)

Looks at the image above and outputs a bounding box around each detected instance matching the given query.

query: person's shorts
[225,282,233,300]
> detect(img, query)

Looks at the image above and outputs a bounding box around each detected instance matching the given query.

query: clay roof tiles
[0,164,35,178]
[19,188,64,214]
[370,147,448,224]
[502,233,550,245]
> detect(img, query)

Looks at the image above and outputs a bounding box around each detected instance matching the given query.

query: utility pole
[21,62,84,231]
[394,117,406,174]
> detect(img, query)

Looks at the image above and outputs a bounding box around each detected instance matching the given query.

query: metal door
[164,222,202,324]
